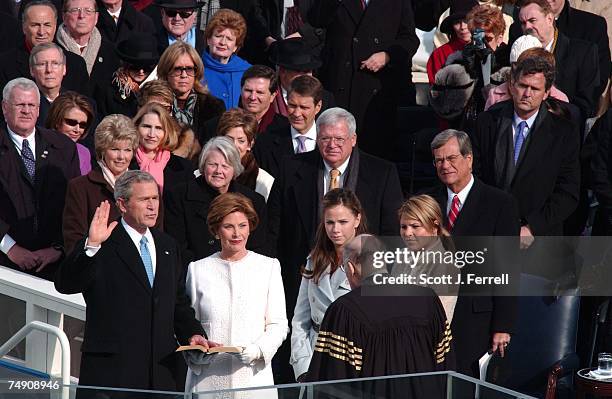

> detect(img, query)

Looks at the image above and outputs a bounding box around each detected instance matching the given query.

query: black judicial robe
[307,280,453,398]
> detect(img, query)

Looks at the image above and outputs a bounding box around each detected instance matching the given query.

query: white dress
[184,251,289,398]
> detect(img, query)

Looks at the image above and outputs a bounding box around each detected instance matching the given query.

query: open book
[176,345,243,354]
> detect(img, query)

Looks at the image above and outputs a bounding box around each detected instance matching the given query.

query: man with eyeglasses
[56,0,120,90]
[29,43,67,124]
[429,129,519,378]
[0,0,90,97]
[0,78,80,281]
[267,106,403,382]
[95,0,155,44]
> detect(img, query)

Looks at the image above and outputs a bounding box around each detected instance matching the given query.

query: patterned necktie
[447,195,460,231]
[329,169,340,191]
[140,236,154,287]
[360,0,367,9]
[296,135,308,153]
[513,121,528,164]
[21,139,35,179]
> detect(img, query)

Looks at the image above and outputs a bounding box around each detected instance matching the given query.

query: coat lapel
[493,105,514,189]
[451,178,482,236]
[151,229,173,292]
[292,156,318,242]
[111,223,152,293]
[34,130,50,196]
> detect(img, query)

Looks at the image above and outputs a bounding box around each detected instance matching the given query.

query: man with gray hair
[429,128,519,377]
[56,170,214,391]
[307,234,453,389]
[0,0,89,96]
[0,77,80,280]
[267,107,403,382]
[29,42,66,124]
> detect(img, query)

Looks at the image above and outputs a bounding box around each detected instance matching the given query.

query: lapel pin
[99,57,103,63]
[164,251,169,255]
[41,150,48,159]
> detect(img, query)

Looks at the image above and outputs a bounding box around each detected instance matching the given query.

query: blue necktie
[139,236,154,287]
[21,139,35,179]
[513,121,528,164]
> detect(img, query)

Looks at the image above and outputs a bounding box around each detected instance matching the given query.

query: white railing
[0,266,85,378]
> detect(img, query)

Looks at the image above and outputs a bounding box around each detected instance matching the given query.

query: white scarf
[97,160,118,190]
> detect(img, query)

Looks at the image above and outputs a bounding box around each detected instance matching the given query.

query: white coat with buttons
[290,257,351,380]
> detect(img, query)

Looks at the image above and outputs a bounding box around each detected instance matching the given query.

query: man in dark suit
[473,51,580,282]
[515,0,600,121]
[268,37,335,117]
[511,0,610,101]
[429,129,519,377]
[267,106,403,382]
[29,43,66,125]
[56,0,121,91]
[0,1,90,96]
[253,75,323,178]
[200,65,289,143]
[0,78,80,281]
[309,0,419,159]
[96,0,155,44]
[55,170,213,391]
[473,54,580,238]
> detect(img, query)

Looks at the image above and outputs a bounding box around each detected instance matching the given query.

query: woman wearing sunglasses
[95,33,160,118]
[157,41,225,161]
[46,91,95,175]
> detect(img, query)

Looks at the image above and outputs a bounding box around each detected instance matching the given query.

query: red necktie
[447,195,460,231]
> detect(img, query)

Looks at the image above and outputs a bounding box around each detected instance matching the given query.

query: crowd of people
[0,0,611,396]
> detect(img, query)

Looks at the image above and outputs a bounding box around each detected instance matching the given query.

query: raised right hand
[87,201,118,247]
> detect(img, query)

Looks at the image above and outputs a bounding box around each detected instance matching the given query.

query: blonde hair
[157,41,208,94]
[398,194,450,237]
[133,102,180,152]
[94,114,139,161]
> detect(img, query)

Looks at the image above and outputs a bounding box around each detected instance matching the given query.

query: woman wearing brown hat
[94,32,160,118]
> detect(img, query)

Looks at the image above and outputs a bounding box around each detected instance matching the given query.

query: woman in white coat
[184,192,288,396]
[290,189,368,381]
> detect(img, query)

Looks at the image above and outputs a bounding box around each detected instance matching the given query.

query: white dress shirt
[446,174,474,215]
[323,156,351,194]
[291,123,317,153]
[85,219,157,276]
[512,110,539,142]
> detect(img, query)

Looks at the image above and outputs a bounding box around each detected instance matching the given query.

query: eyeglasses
[433,154,465,166]
[63,118,88,129]
[127,64,155,73]
[318,136,348,146]
[33,61,64,70]
[65,7,97,16]
[169,66,197,77]
[163,9,195,19]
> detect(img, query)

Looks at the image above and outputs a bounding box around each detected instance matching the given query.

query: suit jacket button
[374,38,379,44]
[345,61,351,67]
[352,37,359,44]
